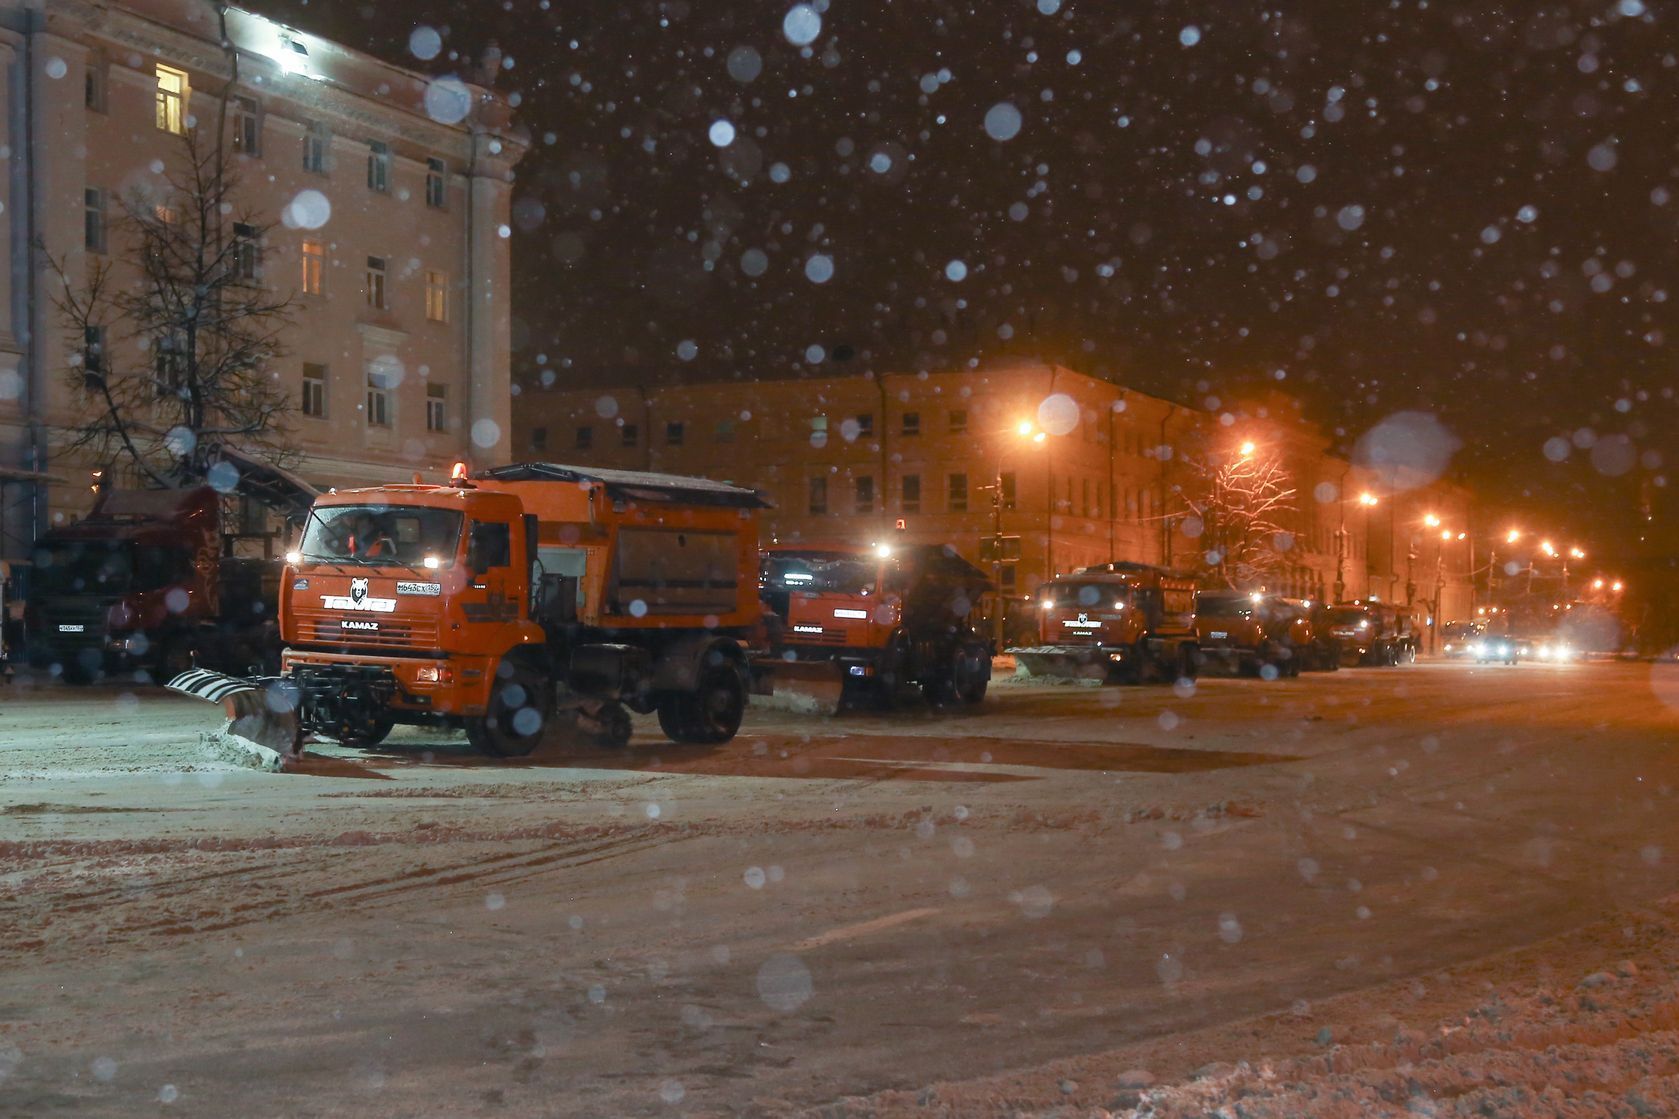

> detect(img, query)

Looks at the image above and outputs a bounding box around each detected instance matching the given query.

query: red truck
[1010,562,1200,684]
[24,486,277,682]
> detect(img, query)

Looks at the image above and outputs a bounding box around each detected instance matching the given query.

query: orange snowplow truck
[759,542,993,705]
[1010,562,1200,684]
[278,462,770,756]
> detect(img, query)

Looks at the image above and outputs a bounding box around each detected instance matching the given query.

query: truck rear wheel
[467,659,552,757]
[657,660,745,745]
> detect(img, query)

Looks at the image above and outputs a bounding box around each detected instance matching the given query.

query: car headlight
[1444,643,1454,652]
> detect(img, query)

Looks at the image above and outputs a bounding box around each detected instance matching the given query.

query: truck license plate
[1210,630,1228,639]
[58,624,85,634]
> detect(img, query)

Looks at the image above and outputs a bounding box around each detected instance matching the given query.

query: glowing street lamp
[1612,581,1624,593]
[1506,529,1521,544]
[1593,578,1605,591]
[1358,492,1378,507]
[1569,547,1586,560]
[1540,540,1556,557]
[1238,440,1256,457]
[1424,513,1441,528]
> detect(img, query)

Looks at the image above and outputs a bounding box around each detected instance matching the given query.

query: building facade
[0,0,525,563]
[519,362,1479,626]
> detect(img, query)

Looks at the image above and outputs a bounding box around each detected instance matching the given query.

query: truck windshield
[1040,581,1131,608]
[1327,607,1372,626]
[1198,595,1255,618]
[299,505,463,566]
[32,541,133,596]
[762,553,882,595]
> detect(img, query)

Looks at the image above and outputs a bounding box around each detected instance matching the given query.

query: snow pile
[197,730,284,772]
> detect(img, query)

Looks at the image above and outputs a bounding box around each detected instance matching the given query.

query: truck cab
[1195,591,1310,677]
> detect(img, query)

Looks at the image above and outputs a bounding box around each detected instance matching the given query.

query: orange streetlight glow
[1593,578,1605,590]
[1358,492,1378,507]
[1424,513,1441,527]
[1506,529,1521,544]
[1239,440,1256,457]
[1440,530,1453,541]
[1016,420,1036,437]
[1612,581,1624,593]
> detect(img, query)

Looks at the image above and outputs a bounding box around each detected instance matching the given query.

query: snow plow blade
[166,668,301,755]
[1009,647,1108,681]
[752,658,849,715]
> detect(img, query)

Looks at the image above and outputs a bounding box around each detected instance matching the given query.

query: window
[426,158,447,208]
[85,60,107,113]
[424,270,448,323]
[855,476,875,514]
[531,427,548,453]
[232,222,261,282]
[83,325,107,376]
[84,189,106,254]
[999,566,1017,593]
[809,477,828,515]
[365,256,387,309]
[715,419,736,443]
[621,423,639,448]
[426,384,447,433]
[948,473,968,513]
[666,421,685,446]
[301,363,327,418]
[303,121,330,174]
[856,413,874,437]
[367,141,391,193]
[902,474,921,514]
[301,239,325,295]
[948,408,968,434]
[155,331,186,393]
[155,65,187,134]
[575,425,593,450]
[901,411,920,436]
[811,416,829,441]
[366,368,391,427]
[232,96,261,157]
[1083,478,1093,517]
[1001,471,1017,510]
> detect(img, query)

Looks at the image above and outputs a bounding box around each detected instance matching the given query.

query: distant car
[1471,635,1520,664]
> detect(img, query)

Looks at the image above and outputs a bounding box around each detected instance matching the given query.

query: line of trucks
[13,460,1421,759]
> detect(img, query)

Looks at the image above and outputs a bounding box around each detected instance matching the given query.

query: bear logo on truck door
[350,577,369,604]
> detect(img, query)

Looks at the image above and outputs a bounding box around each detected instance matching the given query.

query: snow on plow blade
[752,659,848,715]
[1010,647,1108,681]
[166,668,301,754]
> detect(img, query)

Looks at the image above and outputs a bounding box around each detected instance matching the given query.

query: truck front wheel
[467,658,552,757]
[657,660,745,745]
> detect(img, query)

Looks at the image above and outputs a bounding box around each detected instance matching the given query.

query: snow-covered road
[3,659,1678,1116]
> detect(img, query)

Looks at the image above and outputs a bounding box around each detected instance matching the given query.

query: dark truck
[1194,592,1339,677]
[760,541,993,706]
[1324,599,1420,667]
[1011,562,1200,684]
[24,454,317,684]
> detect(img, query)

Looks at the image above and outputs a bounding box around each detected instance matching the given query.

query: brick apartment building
[0,0,526,562]
[518,362,1478,622]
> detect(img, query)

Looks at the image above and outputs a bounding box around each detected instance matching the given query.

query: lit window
[425,383,447,433]
[367,141,391,193]
[232,96,261,157]
[424,270,448,323]
[425,158,447,208]
[155,65,188,134]
[365,256,387,309]
[84,189,106,253]
[300,239,325,295]
[301,363,327,418]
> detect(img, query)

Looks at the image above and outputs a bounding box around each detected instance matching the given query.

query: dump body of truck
[1010,562,1199,683]
[759,542,992,706]
[278,462,770,756]
[25,486,281,681]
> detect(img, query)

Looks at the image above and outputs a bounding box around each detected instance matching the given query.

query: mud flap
[167,668,302,757]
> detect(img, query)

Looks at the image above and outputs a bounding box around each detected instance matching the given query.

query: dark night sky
[253,0,1678,552]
